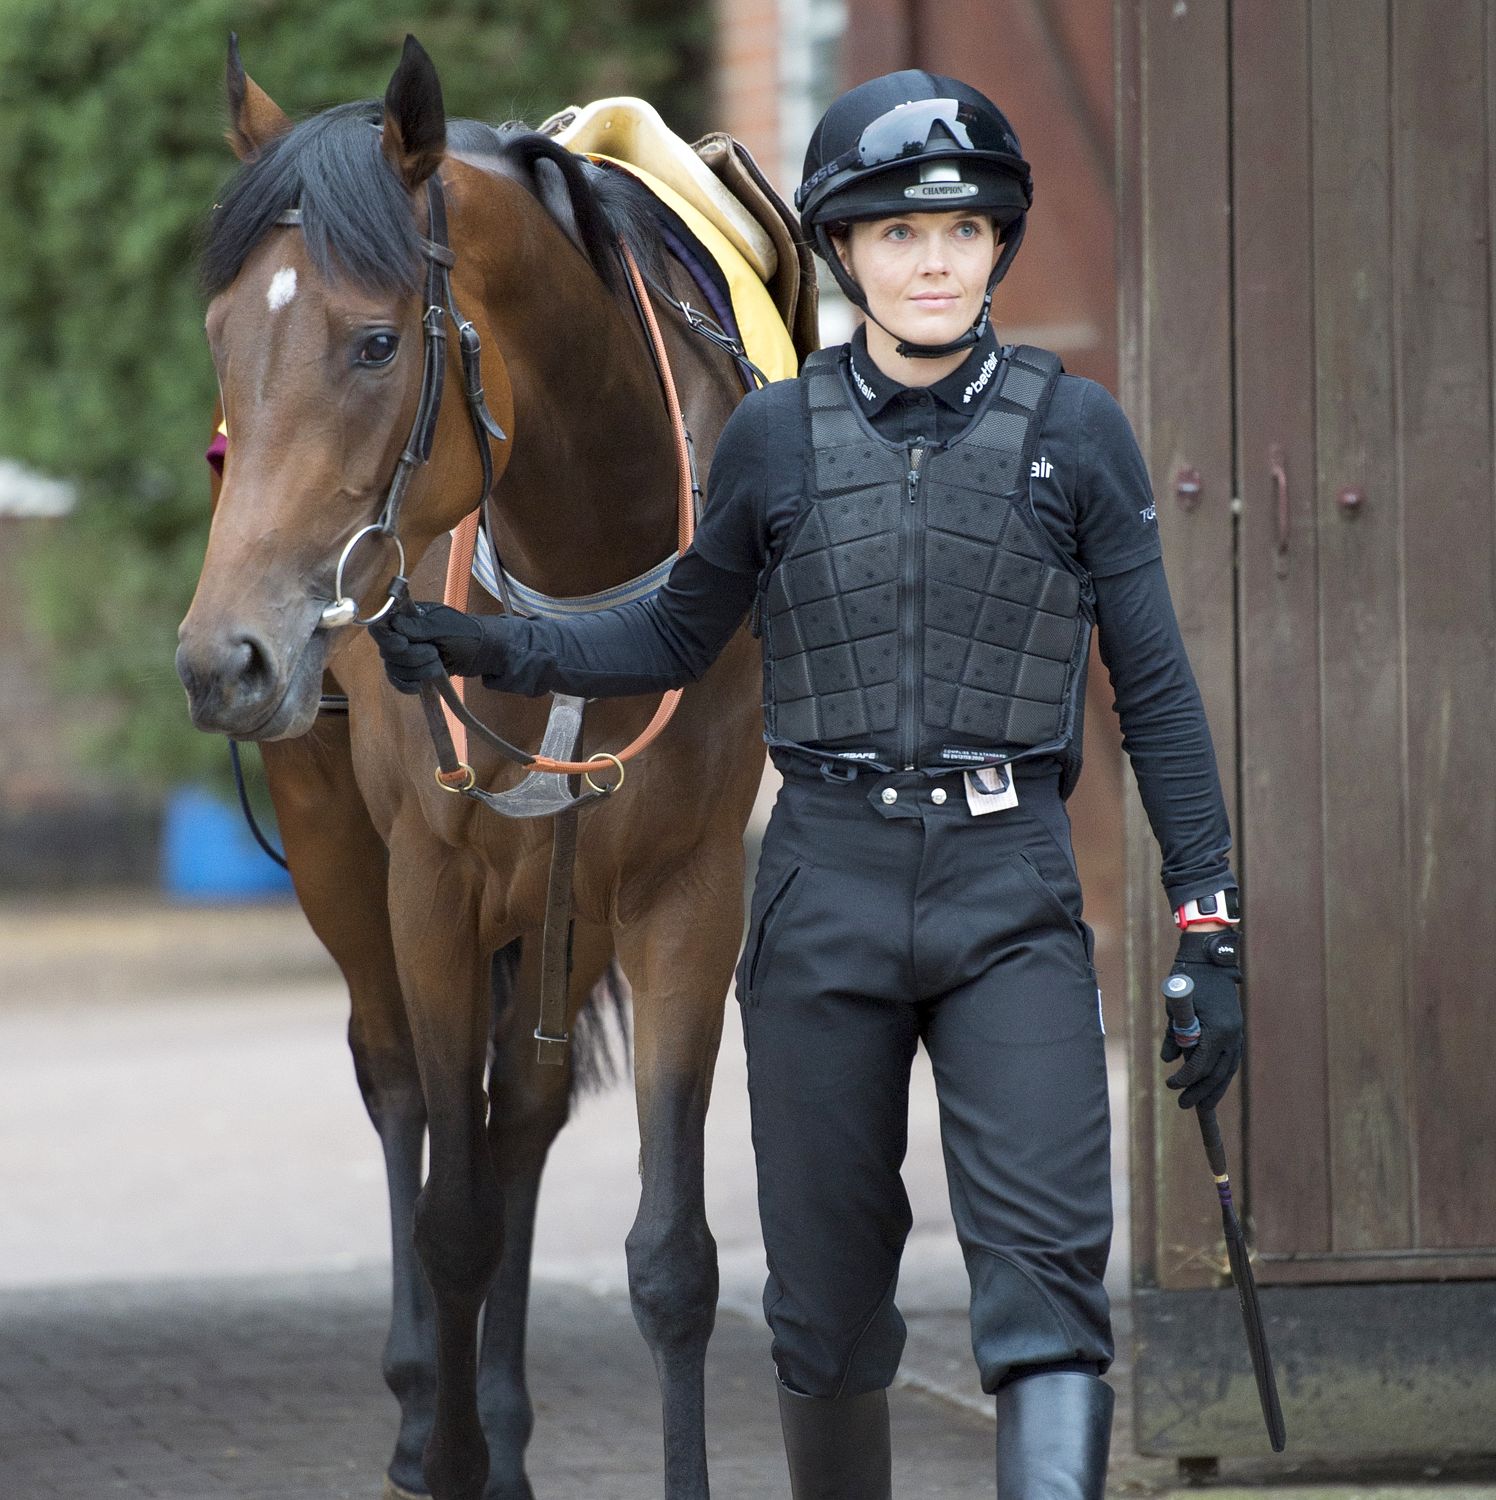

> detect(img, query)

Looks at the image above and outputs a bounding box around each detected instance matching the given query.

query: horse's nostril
[234,631,276,694]
[176,628,281,730]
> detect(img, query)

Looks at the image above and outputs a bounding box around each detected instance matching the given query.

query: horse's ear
[225,33,291,163]
[381,35,446,191]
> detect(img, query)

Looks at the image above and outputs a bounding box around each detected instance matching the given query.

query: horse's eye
[356,332,400,367]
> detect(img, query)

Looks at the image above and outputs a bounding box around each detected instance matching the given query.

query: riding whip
[1162,972,1287,1453]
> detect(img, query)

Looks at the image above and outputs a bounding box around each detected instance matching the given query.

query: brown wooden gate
[1121,0,1496,1459]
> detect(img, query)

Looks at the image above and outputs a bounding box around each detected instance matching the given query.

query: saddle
[539,96,819,364]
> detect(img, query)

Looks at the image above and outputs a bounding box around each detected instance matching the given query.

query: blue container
[160,785,294,901]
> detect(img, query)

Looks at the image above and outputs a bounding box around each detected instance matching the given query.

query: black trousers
[736,762,1114,1399]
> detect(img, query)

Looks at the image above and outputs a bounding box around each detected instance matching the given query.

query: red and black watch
[1173,887,1241,930]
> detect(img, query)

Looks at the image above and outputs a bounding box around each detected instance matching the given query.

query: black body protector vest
[759,343,1094,788]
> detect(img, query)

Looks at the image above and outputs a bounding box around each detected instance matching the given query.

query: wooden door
[1122,0,1496,1458]
[1237,0,1496,1285]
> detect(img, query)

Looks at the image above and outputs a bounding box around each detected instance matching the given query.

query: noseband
[274,175,509,629]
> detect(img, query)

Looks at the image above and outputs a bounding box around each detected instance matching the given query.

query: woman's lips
[913,294,957,306]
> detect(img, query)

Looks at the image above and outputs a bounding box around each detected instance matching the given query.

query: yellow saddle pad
[542,96,778,278]
[543,96,799,382]
[586,151,798,385]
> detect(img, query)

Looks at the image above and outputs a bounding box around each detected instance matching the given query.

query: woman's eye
[885,225,910,240]
[356,332,400,366]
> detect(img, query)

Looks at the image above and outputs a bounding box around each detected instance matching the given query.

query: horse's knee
[486,1069,569,1160]
[346,996,420,1116]
[361,1075,426,1145]
[625,1217,718,1348]
[413,1173,504,1299]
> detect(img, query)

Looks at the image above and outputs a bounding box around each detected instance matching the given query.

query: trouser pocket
[1013,848,1097,980]
[737,861,803,1007]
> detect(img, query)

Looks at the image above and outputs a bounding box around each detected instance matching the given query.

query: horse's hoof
[382,1480,431,1500]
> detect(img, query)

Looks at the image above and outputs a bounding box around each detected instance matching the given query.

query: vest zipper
[899,443,926,770]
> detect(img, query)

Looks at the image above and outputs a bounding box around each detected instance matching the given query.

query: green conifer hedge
[0,0,708,787]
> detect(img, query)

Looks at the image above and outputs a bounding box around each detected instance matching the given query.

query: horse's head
[178,35,508,739]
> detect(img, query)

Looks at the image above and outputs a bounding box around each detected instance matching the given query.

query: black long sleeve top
[467,323,1236,909]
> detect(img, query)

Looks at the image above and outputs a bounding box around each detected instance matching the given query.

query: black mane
[201,101,670,299]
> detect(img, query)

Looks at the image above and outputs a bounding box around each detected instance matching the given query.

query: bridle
[282,175,509,630]
[273,165,700,793]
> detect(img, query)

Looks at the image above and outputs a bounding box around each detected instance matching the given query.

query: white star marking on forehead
[266,267,297,312]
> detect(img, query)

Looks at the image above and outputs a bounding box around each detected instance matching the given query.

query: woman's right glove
[1159,927,1243,1111]
[368,601,492,694]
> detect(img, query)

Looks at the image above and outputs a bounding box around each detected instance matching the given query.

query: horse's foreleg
[259,728,436,1497]
[614,855,742,1500]
[390,850,503,1500]
[474,923,614,1500]
[345,959,433,1500]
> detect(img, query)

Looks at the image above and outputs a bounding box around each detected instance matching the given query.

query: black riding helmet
[796,70,1032,359]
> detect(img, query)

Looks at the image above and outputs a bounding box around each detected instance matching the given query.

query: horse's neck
[479,188,681,601]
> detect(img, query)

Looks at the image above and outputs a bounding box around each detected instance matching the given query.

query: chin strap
[893,288,993,358]
[818,215,1026,359]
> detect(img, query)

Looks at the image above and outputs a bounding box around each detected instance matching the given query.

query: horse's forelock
[201,101,424,300]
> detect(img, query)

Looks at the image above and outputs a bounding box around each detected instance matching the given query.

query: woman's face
[833,212,1001,345]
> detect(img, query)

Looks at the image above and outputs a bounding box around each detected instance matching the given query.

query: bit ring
[319,525,406,629]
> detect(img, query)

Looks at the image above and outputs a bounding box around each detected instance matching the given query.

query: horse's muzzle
[175,624,326,740]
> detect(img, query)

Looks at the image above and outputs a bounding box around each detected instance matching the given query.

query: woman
[373,70,1243,1500]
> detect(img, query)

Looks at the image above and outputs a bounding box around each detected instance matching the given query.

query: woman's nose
[917,238,951,271]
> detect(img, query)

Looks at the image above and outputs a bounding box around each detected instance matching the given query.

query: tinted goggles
[798,98,1022,209]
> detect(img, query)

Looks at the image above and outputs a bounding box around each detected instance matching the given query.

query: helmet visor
[858,97,979,162]
[799,98,1022,209]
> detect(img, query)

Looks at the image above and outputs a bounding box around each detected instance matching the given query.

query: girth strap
[534,809,579,1066]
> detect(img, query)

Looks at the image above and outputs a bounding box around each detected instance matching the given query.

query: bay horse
[179,36,766,1500]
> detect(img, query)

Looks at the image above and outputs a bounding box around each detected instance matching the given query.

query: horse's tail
[490,941,633,1101]
[570,958,634,1100]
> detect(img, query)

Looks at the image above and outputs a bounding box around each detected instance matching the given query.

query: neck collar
[845,322,1003,418]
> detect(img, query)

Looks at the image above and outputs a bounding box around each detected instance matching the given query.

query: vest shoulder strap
[797,342,1066,500]
[800,346,842,375]
[1000,344,1064,413]
[801,345,884,497]
[938,344,1063,498]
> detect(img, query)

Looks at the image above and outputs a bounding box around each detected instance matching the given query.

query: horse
[179,35,768,1500]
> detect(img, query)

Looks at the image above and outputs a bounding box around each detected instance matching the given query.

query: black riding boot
[776,1381,893,1500]
[995,1371,1114,1500]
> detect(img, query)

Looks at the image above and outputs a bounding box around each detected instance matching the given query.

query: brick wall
[712,0,780,181]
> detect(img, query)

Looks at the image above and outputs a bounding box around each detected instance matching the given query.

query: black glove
[1160,927,1243,1111]
[368,601,490,694]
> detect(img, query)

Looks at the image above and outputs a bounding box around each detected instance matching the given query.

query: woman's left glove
[368,601,489,693]
[1159,928,1243,1111]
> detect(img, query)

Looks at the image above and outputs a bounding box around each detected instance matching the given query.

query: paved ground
[0,1267,1008,1500]
[2,894,1492,1499]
